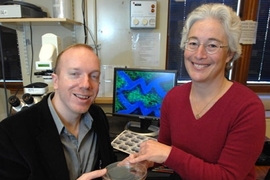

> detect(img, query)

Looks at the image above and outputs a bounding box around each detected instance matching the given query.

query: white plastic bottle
[52,0,73,19]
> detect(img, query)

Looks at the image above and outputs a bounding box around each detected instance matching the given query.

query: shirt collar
[47,93,93,135]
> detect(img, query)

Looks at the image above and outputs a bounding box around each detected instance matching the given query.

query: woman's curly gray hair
[180,3,242,70]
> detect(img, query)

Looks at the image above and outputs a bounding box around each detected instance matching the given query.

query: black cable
[82,0,88,44]
[29,23,33,84]
[81,0,99,56]
[82,21,98,53]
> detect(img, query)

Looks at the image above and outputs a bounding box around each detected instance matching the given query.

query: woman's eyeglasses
[184,38,228,54]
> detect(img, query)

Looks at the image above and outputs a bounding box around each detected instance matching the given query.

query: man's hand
[77,168,107,180]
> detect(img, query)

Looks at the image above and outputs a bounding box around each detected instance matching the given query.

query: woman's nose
[194,44,208,59]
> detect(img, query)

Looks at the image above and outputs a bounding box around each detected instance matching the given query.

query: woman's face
[184,18,233,83]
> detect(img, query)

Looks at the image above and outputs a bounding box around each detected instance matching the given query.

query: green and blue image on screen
[112,68,177,120]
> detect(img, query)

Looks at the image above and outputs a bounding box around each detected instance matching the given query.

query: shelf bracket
[58,22,74,31]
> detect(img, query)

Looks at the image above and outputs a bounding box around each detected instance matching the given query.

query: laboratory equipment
[34,33,62,92]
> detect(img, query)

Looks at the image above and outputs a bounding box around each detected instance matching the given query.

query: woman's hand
[129,140,172,164]
[122,153,154,169]
[77,168,107,180]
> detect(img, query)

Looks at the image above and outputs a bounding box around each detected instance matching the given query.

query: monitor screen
[112,68,177,122]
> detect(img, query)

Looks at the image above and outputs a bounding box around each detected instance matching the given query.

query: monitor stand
[125,120,159,137]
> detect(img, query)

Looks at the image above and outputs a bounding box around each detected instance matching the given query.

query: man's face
[52,47,100,116]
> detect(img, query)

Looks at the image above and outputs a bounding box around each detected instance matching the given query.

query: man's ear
[51,73,58,90]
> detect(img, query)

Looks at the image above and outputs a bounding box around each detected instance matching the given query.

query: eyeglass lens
[185,38,225,54]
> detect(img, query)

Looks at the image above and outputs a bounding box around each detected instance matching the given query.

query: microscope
[9,33,62,113]
[33,33,62,93]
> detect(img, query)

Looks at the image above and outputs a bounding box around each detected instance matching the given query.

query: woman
[129,3,266,180]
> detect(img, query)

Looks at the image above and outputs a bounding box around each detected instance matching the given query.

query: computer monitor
[0,25,22,81]
[112,67,177,135]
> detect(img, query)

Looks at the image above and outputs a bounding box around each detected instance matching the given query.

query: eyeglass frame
[184,38,228,54]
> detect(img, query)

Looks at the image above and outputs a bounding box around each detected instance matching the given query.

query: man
[0,44,117,180]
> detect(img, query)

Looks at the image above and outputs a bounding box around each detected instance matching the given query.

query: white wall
[93,0,168,69]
